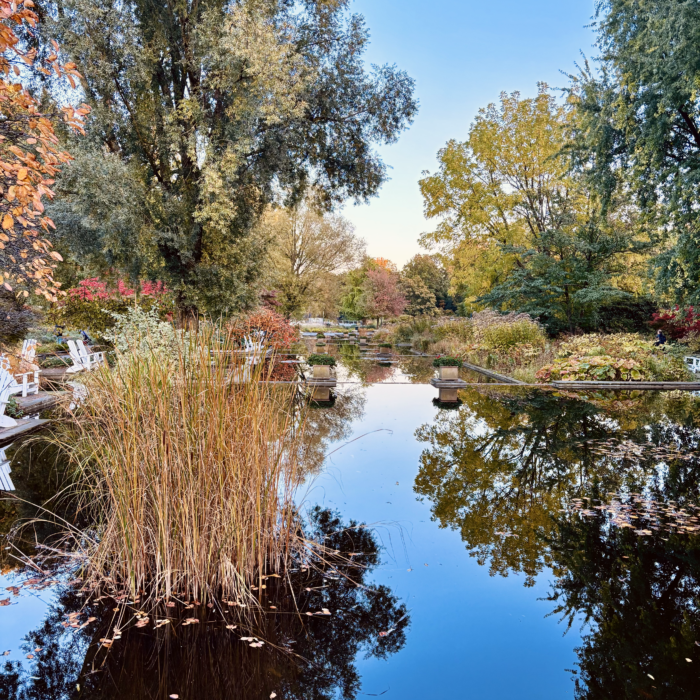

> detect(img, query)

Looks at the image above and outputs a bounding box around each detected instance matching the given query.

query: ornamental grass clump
[56,325,307,605]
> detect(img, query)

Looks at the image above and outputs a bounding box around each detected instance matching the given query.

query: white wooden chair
[0,354,40,399]
[0,367,25,429]
[67,340,104,373]
[0,442,14,491]
[66,340,86,374]
[77,339,105,368]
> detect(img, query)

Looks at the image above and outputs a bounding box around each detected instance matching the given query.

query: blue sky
[342,0,597,266]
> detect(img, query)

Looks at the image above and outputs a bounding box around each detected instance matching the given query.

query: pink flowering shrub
[51,277,173,338]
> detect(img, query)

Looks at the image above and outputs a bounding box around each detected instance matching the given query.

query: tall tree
[419,86,647,333]
[401,253,451,311]
[41,0,417,316]
[572,0,700,306]
[259,198,365,317]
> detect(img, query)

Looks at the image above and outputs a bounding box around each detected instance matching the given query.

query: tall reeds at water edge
[57,326,306,604]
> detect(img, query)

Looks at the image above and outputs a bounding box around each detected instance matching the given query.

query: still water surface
[1,353,700,698]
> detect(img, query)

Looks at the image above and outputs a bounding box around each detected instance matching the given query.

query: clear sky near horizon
[342,0,597,266]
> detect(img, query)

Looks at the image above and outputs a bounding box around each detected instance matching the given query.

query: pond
[2,352,700,699]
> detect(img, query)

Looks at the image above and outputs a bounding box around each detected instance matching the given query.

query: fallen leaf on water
[154,620,171,628]
[166,602,176,608]
[2,651,9,656]
[270,605,277,609]
[225,625,237,630]
[1,598,11,606]
[169,695,179,699]
[686,658,692,662]
[648,674,655,680]
[26,654,34,659]
[100,638,113,648]
[319,609,331,615]
[182,618,199,626]
[135,618,150,628]
[271,693,277,698]
[34,647,42,652]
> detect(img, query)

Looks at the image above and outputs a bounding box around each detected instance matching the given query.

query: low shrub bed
[307,354,336,367]
[536,333,690,382]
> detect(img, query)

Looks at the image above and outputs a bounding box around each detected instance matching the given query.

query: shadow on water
[414,387,700,698]
[0,508,409,700]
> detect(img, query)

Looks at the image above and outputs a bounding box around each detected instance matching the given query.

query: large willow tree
[39,0,416,315]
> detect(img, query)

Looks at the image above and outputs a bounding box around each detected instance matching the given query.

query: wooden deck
[16,391,68,413]
[0,418,51,447]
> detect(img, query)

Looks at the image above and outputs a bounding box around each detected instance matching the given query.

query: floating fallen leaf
[26,654,34,659]
[135,618,150,628]
[319,609,331,615]
[182,618,199,626]
[0,599,10,607]
[686,658,692,662]
[154,620,171,629]
[100,639,113,648]
[34,647,42,652]
[270,693,277,698]
[269,605,277,610]
[648,674,655,680]
[166,602,176,608]
[169,695,179,699]
[226,625,237,630]
[2,651,9,656]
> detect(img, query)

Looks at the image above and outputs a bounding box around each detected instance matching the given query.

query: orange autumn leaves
[0,0,88,301]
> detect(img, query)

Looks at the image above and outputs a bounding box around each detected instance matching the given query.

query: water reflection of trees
[549,484,700,699]
[0,508,409,700]
[413,389,700,585]
[301,387,366,474]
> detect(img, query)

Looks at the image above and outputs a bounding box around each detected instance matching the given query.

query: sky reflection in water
[2,355,700,699]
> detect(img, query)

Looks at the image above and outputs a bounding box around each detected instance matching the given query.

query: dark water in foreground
[2,353,700,699]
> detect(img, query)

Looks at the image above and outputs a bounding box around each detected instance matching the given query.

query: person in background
[80,329,93,345]
[54,324,65,345]
[655,329,667,346]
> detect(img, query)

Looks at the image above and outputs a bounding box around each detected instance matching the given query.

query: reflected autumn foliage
[413,388,700,585]
[0,508,409,700]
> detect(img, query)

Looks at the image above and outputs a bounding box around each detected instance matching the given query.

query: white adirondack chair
[77,339,105,368]
[0,354,40,399]
[0,442,14,491]
[67,340,104,373]
[66,340,86,374]
[0,367,24,429]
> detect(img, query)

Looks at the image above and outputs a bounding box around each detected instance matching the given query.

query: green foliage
[571,1,700,306]
[39,356,71,369]
[44,0,416,316]
[5,396,23,418]
[432,356,462,368]
[399,275,437,316]
[104,307,188,358]
[536,333,690,382]
[307,353,336,367]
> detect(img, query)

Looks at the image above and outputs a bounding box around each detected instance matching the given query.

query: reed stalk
[57,325,305,604]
